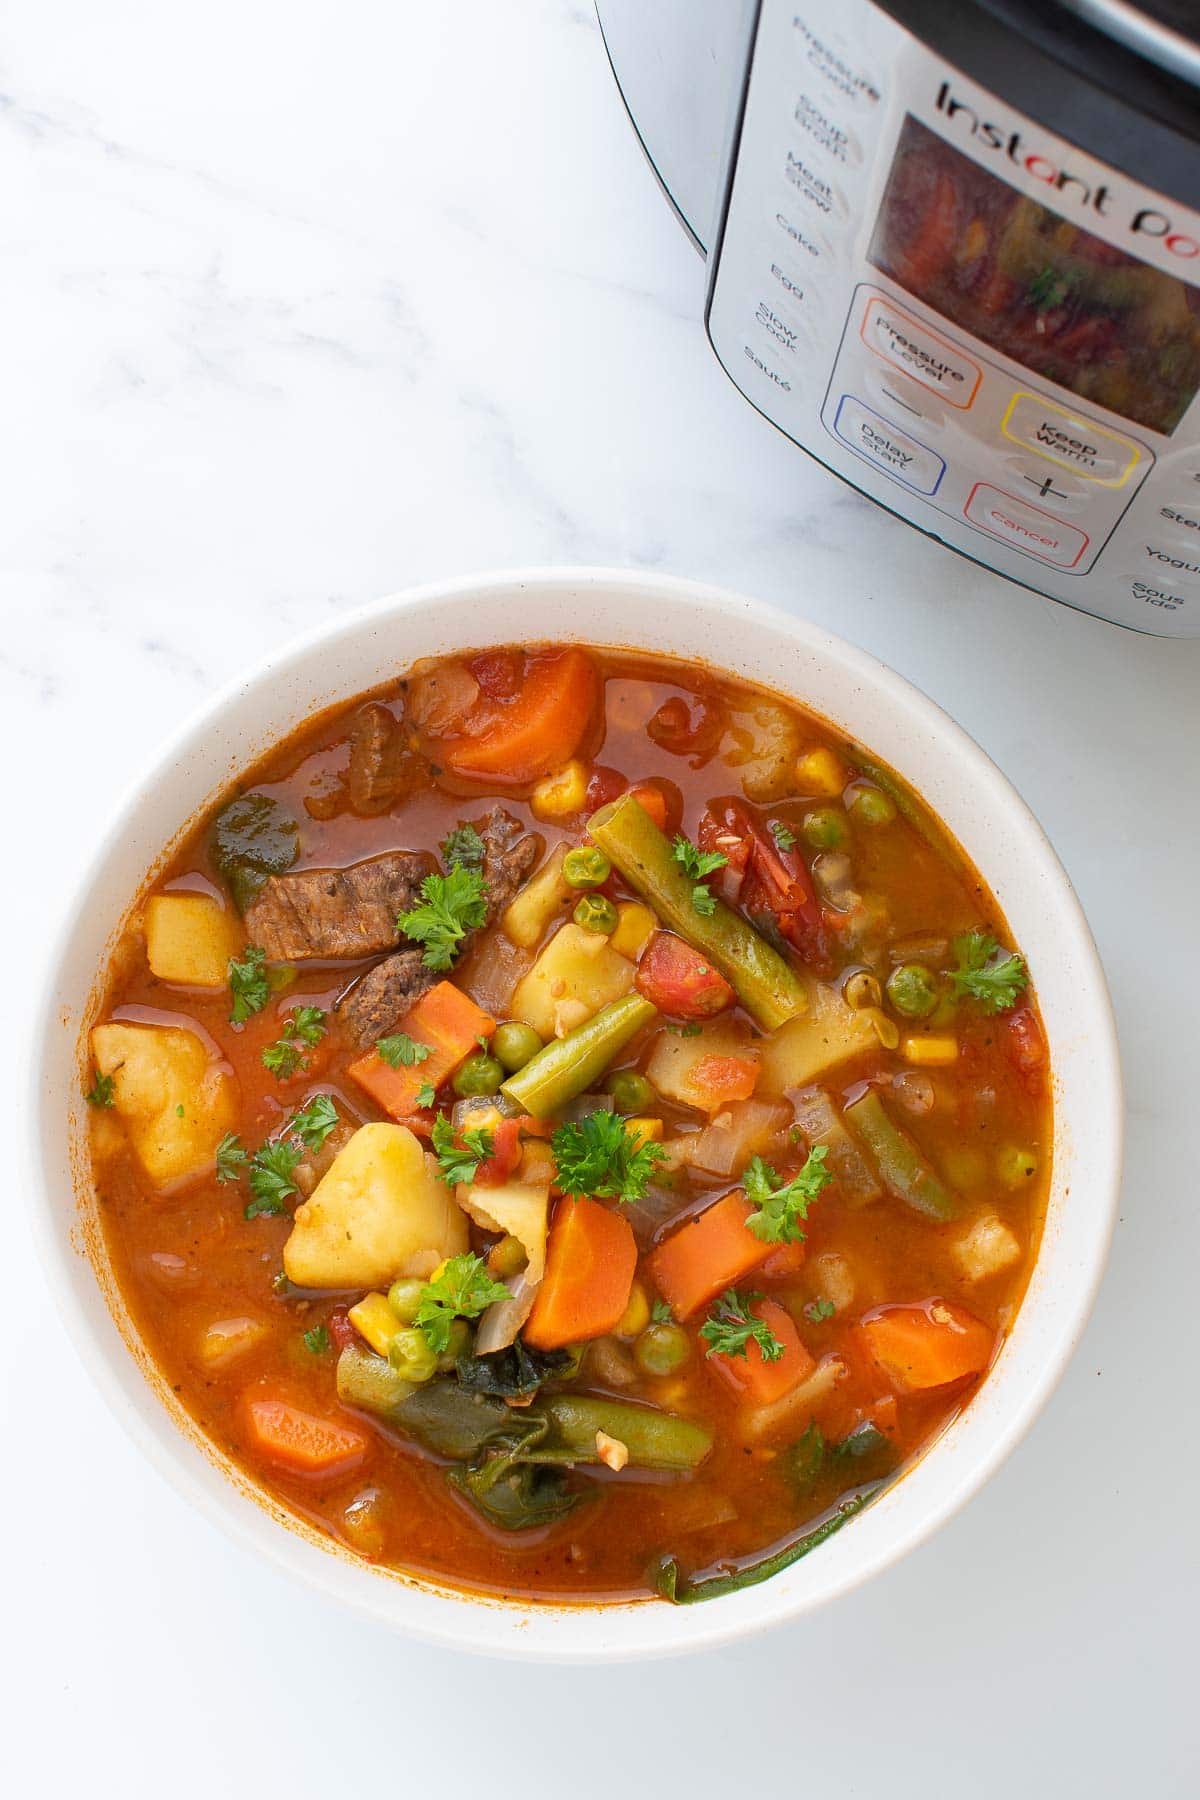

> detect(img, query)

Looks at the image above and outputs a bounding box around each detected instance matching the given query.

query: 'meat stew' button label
[964,483,1089,568]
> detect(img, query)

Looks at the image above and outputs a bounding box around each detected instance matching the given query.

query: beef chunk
[477,807,540,922]
[244,850,434,961]
[334,948,437,1048]
[347,702,422,816]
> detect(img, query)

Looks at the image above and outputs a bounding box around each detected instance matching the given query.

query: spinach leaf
[655,1489,878,1604]
[394,1379,512,1459]
[211,792,299,911]
[455,1341,576,1399]
[781,1422,826,1495]
[446,1413,580,1531]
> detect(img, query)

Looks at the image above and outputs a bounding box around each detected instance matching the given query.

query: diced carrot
[707,1298,816,1407]
[626,782,668,830]
[524,1196,637,1350]
[760,1236,807,1279]
[634,931,736,1020]
[860,1300,994,1394]
[348,981,495,1120]
[627,779,683,837]
[440,649,601,782]
[649,1191,769,1319]
[475,1117,522,1186]
[691,1053,758,1104]
[242,1397,368,1478]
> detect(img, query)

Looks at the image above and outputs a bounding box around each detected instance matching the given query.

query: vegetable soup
[84,644,1049,1604]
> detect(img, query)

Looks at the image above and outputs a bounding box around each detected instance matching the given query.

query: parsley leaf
[744,1147,832,1244]
[86,1071,115,1108]
[804,1297,836,1324]
[290,1093,341,1153]
[769,819,797,852]
[431,1112,494,1187]
[551,1111,667,1204]
[651,1299,674,1324]
[669,1021,702,1038]
[261,1038,305,1079]
[700,1290,784,1362]
[302,1324,331,1355]
[950,932,1027,1014]
[671,833,727,917]
[228,945,271,1024]
[413,1252,509,1353]
[398,865,488,972]
[215,1132,249,1184]
[441,823,486,872]
[262,1006,326,1079]
[288,1006,326,1046]
[245,1139,302,1218]
[376,1031,432,1069]
[415,1080,437,1110]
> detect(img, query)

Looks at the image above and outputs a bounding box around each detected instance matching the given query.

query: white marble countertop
[5,4,1198,1794]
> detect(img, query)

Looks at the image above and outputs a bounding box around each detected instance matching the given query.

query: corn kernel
[610,901,657,962]
[615,1280,651,1339]
[901,1034,959,1066]
[517,1140,556,1186]
[530,759,588,822]
[623,1116,663,1150]
[795,747,848,797]
[347,1293,400,1357]
[997,1145,1038,1187]
[197,1316,270,1370]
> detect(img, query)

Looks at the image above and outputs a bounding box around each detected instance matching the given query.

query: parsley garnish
[743,1147,831,1244]
[289,1093,341,1152]
[228,945,271,1024]
[413,1253,509,1353]
[86,1071,115,1108]
[245,1139,302,1218]
[398,865,488,972]
[651,1299,673,1324]
[262,1007,325,1079]
[700,1290,784,1362]
[215,1132,249,1184]
[804,1298,836,1324]
[431,1112,494,1186]
[376,1031,432,1069]
[769,819,796,852]
[950,932,1027,1015]
[669,1022,703,1038]
[302,1324,331,1355]
[551,1111,667,1204]
[441,823,486,872]
[671,834,727,916]
[415,1080,437,1110]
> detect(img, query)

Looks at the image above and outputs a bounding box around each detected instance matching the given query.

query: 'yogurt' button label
[859,297,981,407]
[833,395,945,495]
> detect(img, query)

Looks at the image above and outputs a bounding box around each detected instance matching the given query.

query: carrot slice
[707,1298,816,1407]
[760,1236,807,1280]
[348,981,495,1119]
[524,1195,637,1350]
[242,1397,368,1477]
[649,1191,770,1319]
[690,1054,758,1105]
[860,1300,994,1393]
[440,649,600,782]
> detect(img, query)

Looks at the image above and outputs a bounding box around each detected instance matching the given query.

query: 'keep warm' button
[964,483,1089,569]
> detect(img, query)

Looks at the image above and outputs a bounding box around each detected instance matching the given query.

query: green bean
[541,1395,712,1470]
[335,1343,417,1416]
[844,1088,957,1220]
[500,994,657,1119]
[587,793,807,1031]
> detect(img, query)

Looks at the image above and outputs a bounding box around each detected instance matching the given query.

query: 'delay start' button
[859,296,981,408]
[964,482,1089,568]
[833,394,945,494]
[1000,392,1142,487]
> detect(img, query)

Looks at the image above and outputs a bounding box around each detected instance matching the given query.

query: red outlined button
[964,483,1089,568]
[860,297,982,408]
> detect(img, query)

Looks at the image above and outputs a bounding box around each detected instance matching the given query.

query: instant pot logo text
[935,83,1200,260]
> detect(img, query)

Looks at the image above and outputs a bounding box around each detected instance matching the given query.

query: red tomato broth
[85,645,1049,1602]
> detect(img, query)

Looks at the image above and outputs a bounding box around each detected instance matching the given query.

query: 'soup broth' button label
[859,298,981,408]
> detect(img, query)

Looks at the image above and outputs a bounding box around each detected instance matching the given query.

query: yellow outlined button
[1000,392,1142,488]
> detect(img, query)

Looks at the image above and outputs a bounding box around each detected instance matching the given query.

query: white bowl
[31,567,1121,1660]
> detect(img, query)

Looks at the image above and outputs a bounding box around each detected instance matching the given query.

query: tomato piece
[628,778,683,838]
[468,649,522,700]
[701,796,827,965]
[439,649,601,782]
[1007,1008,1045,1072]
[585,765,627,814]
[634,931,735,1019]
[474,1117,522,1187]
[646,694,724,760]
[327,1307,356,1352]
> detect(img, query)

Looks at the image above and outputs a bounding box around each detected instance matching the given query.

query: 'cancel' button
[964,482,1089,569]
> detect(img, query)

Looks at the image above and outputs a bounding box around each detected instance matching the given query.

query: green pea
[574,893,618,935]
[452,1052,504,1098]
[886,962,939,1019]
[387,1328,438,1383]
[997,1145,1038,1187]
[850,785,897,827]
[605,1068,654,1115]
[487,1233,528,1280]
[634,1321,691,1378]
[563,845,611,890]
[491,1021,543,1074]
[802,806,847,851]
[386,1278,424,1325]
[437,1317,473,1370]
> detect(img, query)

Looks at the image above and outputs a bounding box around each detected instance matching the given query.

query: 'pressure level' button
[859,297,981,408]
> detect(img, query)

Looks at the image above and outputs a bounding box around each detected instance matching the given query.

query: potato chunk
[950,1212,1022,1285]
[144,893,242,988]
[456,1179,550,1283]
[90,1021,236,1188]
[510,922,634,1040]
[756,982,877,1094]
[283,1122,468,1291]
[646,1016,757,1113]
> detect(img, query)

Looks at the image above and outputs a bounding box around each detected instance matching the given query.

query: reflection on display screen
[869,116,1200,435]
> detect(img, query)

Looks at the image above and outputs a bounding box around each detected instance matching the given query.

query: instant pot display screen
[869,116,1200,435]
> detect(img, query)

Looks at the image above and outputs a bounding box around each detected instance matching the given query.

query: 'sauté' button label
[859,298,981,408]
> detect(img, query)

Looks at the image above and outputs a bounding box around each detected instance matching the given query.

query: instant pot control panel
[705,0,1200,632]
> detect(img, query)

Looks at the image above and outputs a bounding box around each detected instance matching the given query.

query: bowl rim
[29,565,1123,1660]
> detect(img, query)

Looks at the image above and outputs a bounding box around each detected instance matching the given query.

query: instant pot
[597,1,1200,635]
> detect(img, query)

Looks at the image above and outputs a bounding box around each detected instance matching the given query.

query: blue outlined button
[832,394,946,495]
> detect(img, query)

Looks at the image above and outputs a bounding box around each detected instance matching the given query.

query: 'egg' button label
[833,395,945,495]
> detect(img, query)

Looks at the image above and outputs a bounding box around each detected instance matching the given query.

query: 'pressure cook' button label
[1000,392,1142,487]
[859,297,981,408]
[964,482,1088,568]
[833,395,945,495]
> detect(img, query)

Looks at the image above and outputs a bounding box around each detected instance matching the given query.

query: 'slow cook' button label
[964,482,1089,568]
[859,297,981,408]
[833,394,945,495]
